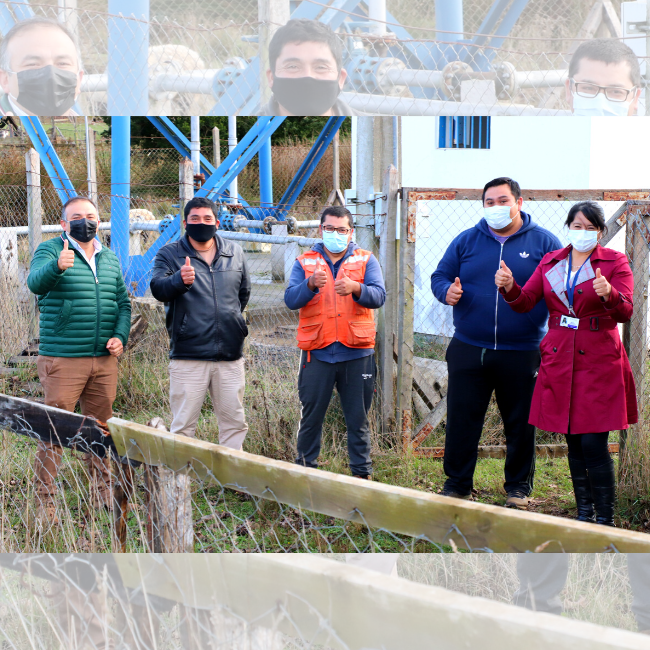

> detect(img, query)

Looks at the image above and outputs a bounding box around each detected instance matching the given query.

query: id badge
[560,315,579,330]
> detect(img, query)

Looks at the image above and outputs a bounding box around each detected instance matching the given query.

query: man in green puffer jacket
[27,196,131,527]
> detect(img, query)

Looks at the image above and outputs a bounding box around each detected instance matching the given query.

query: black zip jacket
[150,234,251,361]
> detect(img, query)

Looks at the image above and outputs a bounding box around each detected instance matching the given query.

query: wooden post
[179,158,194,236]
[396,189,416,451]
[88,128,98,204]
[258,0,291,106]
[143,418,194,552]
[619,203,650,496]
[26,149,42,343]
[145,466,194,553]
[212,126,220,169]
[378,165,399,437]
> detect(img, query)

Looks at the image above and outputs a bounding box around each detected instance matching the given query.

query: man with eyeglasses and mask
[284,206,385,479]
[150,197,251,450]
[0,16,83,117]
[258,19,360,116]
[27,197,131,528]
[566,38,641,116]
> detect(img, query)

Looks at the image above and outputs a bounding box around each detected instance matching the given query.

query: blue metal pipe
[20,117,76,203]
[435,0,463,42]
[259,132,273,208]
[9,1,33,21]
[276,117,345,219]
[110,117,131,273]
[107,0,150,115]
[197,118,285,201]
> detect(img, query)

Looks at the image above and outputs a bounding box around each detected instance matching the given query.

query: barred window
[438,117,491,149]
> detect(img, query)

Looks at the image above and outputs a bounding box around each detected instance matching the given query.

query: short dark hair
[482,177,521,204]
[183,197,219,220]
[0,17,82,72]
[268,19,343,74]
[61,195,98,221]
[320,205,353,229]
[569,38,641,87]
[565,201,607,233]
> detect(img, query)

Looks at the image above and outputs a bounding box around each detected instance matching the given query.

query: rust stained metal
[605,192,650,201]
[401,409,413,450]
[411,424,433,449]
[406,191,417,243]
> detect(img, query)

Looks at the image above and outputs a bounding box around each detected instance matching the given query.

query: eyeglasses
[571,79,636,102]
[322,226,352,235]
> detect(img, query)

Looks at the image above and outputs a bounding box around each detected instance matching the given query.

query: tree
[102,117,351,148]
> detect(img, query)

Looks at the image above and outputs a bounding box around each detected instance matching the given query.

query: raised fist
[180,256,195,286]
[57,239,75,272]
[446,277,463,306]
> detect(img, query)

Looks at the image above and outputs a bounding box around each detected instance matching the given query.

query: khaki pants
[36,355,116,499]
[169,358,248,450]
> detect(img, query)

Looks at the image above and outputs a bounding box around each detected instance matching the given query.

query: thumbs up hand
[446,277,463,306]
[495,260,514,293]
[593,267,611,300]
[334,268,361,296]
[57,238,75,271]
[308,259,328,290]
[180,256,195,286]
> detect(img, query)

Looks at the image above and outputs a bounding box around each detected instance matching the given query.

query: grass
[2,310,650,553]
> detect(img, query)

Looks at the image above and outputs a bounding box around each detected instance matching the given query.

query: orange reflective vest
[296,248,376,355]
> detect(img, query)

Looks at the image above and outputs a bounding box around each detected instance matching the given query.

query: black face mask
[68,218,97,243]
[186,223,216,242]
[271,75,341,116]
[15,65,78,116]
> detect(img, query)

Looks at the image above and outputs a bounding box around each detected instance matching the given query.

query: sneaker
[353,474,373,480]
[439,487,471,500]
[505,489,530,509]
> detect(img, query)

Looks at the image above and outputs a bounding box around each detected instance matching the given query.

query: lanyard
[566,251,591,314]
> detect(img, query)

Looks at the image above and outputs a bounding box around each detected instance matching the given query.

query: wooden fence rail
[108,418,650,553]
[114,554,650,650]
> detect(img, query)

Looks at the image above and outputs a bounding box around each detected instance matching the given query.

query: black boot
[589,460,616,527]
[568,457,595,523]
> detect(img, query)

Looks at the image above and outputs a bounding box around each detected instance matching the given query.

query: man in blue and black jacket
[431,177,562,508]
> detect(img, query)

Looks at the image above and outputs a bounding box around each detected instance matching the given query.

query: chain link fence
[394,191,650,503]
[0,553,647,649]
[0,0,639,115]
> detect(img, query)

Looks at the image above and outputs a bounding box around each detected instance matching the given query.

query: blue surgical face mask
[483,205,514,230]
[322,230,349,254]
[567,229,599,253]
[572,92,632,117]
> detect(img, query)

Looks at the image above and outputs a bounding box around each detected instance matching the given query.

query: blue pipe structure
[276,117,346,219]
[19,117,76,203]
[259,136,273,208]
[110,117,131,274]
[107,0,150,115]
[0,0,33,32]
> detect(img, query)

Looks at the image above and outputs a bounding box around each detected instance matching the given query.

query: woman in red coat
[495,201,637,526]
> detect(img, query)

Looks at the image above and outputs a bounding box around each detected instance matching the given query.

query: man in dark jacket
[27,196,131,526]
[150,197,251,449]
[257,19,360,116]
[284,206,385,478]
[431,177,562,507]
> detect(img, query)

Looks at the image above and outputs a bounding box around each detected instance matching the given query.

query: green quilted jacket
[27,234,131,357]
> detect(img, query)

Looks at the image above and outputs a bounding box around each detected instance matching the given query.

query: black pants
[444,337,540,495]
[515,554,650,631]
[295,352,376,476]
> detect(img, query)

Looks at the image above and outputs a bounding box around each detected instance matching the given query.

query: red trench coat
[502,244,637,434]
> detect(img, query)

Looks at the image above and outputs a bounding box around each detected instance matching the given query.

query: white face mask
[567,229,599,253]
[483,205,514,230]
[572,91,632,117]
